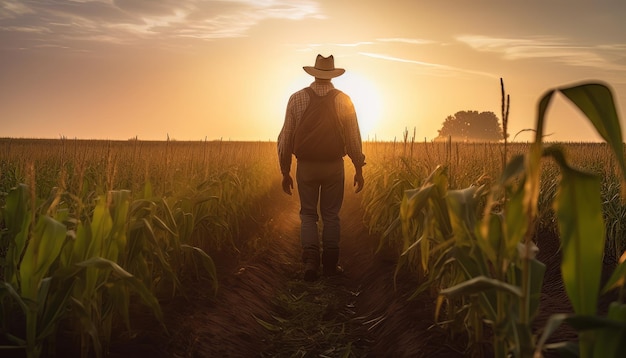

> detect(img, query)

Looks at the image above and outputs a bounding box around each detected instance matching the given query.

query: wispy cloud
[0,0,325,50]
[377,37,435,45]
[359,52,498,79]
[457,35,626,72]
[336,42,374,47]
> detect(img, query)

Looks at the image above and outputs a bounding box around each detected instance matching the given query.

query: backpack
[293,88,346,161]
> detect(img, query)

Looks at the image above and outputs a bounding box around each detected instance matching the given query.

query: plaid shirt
[278,81,366,175]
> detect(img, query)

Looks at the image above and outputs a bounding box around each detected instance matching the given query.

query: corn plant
[0,185,164,358]
[527,83,626,358]
[378,81,626,357]
[0,139,278,356]
[1,184,69,357]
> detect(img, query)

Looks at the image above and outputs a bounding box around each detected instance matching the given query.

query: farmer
[277,54,366,282]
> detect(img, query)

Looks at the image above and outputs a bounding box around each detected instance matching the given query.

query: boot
[322,248,343,276]
[302,247,320,282]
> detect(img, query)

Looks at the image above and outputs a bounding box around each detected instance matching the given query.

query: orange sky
[1,1,625,142]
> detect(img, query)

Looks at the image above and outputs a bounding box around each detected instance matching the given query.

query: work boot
[322,248,344,276]
[302,247,320,282]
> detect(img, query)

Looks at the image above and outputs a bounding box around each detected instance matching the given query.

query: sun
[334,73,382,140]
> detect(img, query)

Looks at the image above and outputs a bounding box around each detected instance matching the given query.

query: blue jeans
[296,159,345,251]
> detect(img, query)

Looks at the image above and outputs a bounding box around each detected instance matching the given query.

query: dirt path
[109,181,467,357]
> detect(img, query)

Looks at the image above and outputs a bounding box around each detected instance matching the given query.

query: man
[277,54,366,282]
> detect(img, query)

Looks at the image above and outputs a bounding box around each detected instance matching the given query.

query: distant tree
[436,110,505,141]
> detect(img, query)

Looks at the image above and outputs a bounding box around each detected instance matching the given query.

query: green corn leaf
[151,214,178,237]
[564,313,626,331]
[419,218,430,272]
[2,184,29,241]
[508,256,546,320]
[181,244,218,294]
[89,195,113,258]
[3,184,32,285]
[399,230,424,257]
[554,165,604,317]
[108,190,131,261]
[528,258,546,319]
[158,198,179,232]
[106,282,132,332]
[602,252,626,294]
[136,218,178,284]
[142,180,153,200]
[447,186,482,247]
[182,211,195,245]
[559,83,626,181]
[19,215,67,301]
[36,277,76,342]
[70,297,103,358]
[593,302,626,358]
[545,342,579,358]
[439,276,522,298]
[75,257,133,279]
[400,185,433,223]
[71,219,92,264]
[0,281,28,314]
[534,313,570,357]
[74,257,164,324]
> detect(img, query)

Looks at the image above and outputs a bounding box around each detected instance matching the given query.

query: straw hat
[303,54,345,79]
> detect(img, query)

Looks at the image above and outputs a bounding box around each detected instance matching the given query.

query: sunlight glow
[334,72,382,140]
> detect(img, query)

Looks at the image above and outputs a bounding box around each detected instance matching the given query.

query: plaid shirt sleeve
[336,92,366,168]
[277,90,307,175]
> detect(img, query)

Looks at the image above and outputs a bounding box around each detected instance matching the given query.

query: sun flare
[334,73,382,140]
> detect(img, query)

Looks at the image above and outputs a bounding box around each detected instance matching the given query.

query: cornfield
[360,83,626,358]
[2,83,626,358]
[0,138,278,357]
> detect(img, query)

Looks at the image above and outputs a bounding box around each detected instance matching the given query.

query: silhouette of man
[278,54,366,281]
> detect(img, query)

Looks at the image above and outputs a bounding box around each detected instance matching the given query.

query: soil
[68,180,602,357]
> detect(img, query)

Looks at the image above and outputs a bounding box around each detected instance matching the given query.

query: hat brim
[303,66,345,79]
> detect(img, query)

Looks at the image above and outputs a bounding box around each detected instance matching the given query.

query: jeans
[296,159,345,251]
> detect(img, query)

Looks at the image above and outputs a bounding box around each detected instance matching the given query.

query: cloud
[377,37,435,45]
[336,42,374,47]
[359,52,498,79]
[0,0,324,50]
[457,35,626,72]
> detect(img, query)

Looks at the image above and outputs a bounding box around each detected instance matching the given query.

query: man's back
[293,88,345,161]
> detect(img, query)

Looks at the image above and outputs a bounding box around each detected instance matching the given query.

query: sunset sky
[1,0,625,142]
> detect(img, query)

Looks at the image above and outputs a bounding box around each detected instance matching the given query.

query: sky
[1,0,625,142]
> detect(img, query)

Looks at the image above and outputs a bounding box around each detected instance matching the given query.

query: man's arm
[336,93,366,192]
[278,94,298,194]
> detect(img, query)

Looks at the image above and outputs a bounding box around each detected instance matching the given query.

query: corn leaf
[19,215,67,301]
[554,165,604,316]
[534,313,570,357]
[559,83,626,185]
[602,252,626,294]
[181,244,218,294]
[592,302,626,358]
[440,276,522,298]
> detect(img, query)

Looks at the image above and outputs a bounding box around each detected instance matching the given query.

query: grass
[258,277,370,358]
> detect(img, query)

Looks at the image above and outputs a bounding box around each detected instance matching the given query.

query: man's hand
[353,171,364,193]
[282,174,294,195]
